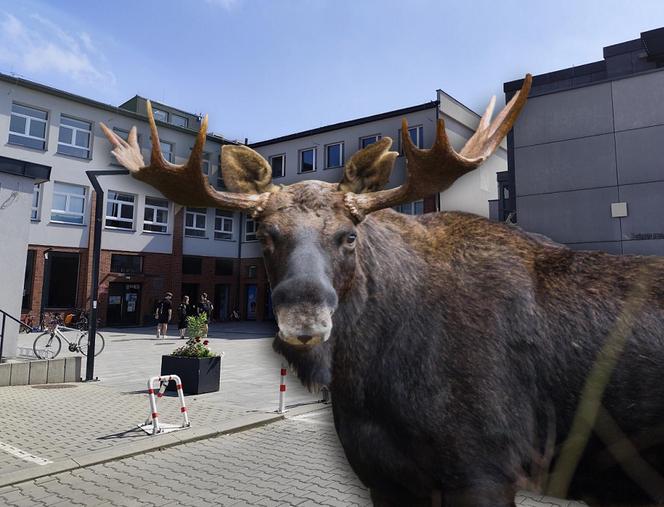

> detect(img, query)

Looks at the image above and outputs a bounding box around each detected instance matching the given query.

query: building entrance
[106,283,141,326]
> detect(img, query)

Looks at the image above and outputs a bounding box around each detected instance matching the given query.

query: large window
[153,108,169,122]
[46,252,79,308]
[31,184,41,221]
[143,197,169,233]
[215,259,234,276]
[160,140,174,162]
[9,103,48,150]
[394,200,424,215]
[110,254,143,274]
[360,134,381,149]
[399,125,424,154]
[185,207,207,237]
[325,142,344,169]
[182,256,202,275]
[201,152,211,175]
[171,114,188,128]
[245,217,257,241]
[58,115,92,158]
[51,182,86,225]
[299,148,316,173]
[269,154,285,178]
[106,191,135,229]
[22,250,35,310]
[214,209,233,240]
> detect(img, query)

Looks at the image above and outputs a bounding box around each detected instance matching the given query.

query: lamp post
[85,169,129,381]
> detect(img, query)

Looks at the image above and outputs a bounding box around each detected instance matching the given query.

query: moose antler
[344,74,532,219]
[100,101,268,212]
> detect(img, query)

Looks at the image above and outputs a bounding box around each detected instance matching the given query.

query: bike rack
[139,375,191,435]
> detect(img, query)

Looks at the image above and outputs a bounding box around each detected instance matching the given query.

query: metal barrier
[278,363,287,413]
[139,375,191,435]
[0,308,32,363]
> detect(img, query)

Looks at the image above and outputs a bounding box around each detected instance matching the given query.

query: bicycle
[32,314,105,359]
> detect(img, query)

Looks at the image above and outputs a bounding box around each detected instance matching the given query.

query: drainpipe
[235,213,243,319]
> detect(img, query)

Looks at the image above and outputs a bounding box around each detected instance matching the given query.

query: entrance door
[246,284,257,320]
[214,284,230,321]
[107,283,141,325]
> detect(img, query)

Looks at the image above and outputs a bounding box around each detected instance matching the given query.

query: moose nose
[297,335,313,344]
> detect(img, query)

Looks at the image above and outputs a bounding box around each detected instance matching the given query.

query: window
[360,134,381,149]
[247,265,257,278]
[143,197,169,233]
[182,256,202,275]
[201,152,211,175]
[58,115,92,158]
[22,250,35,310]
[399,125,424,154]
[110,254,143,274]
[171,114,188,128]
[299,148,316,173]
[214,209,234,240]
[153,108,169,122]
[217,169,226,189]
[325,143,344,168]
[160,141,174,163]
[185,207,207,237]
[31,184,41,221]
[106,191,135,229]
[51,182,86,224]
[215,259,234,276]
[394,200,424,215]
[245,217,257,241]
[269,154,285,179]
[46,252,79,308]
[9,103,48,150]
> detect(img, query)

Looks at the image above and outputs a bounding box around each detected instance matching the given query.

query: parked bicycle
[32,314,105,359]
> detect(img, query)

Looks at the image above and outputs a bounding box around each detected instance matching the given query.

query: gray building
[503,27,664,255]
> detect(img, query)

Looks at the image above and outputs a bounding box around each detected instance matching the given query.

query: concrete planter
[161,355,222,395]
[0,357,81,387]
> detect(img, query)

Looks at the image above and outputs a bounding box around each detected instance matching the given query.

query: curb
[0,403,331,488]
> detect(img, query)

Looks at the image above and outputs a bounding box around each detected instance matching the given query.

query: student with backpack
[154,292,173,339]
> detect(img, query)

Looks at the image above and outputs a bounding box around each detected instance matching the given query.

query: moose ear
[221,145,278,194]
[338,137,398,194]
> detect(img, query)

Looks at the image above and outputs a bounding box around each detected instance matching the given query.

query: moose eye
[346,233,357,244]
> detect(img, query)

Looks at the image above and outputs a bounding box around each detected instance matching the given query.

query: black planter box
[160,355,221,395]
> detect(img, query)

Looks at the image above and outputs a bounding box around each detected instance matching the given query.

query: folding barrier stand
[139,375,191,435]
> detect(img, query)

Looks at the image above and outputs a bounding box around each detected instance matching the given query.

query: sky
[0,0,663,143]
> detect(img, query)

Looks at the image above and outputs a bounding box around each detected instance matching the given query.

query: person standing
[154,292,173,339]
[177,295,191,339]
[196,293,214,336]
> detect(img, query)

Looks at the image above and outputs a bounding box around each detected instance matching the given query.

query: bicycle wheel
[33,332,62,359]
[77,331,105,357]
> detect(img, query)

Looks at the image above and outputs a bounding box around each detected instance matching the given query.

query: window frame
[325,142,344,169]
[105,190,136,230]
[143,196,169,234]
[110,254,143,274]
[185,207,208,238]
[57,114,93,159]
[214,209,234,241]
[359,134,381,150]
[244,216,258,242]
[298,147,317,174]
[31,184,41,221]
[170,113,188,128]
[269,154,286,179]
[201,152,211,175]
[153,108,169,123]
[398,125,424,155]
[159,140,175,163]
[50,182,87,225]
[394,199,425,216]
[9,102,49,151]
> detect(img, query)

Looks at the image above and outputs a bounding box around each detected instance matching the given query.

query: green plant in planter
[171,313,217,358]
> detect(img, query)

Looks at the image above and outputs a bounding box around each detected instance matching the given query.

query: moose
[102,73,664,506]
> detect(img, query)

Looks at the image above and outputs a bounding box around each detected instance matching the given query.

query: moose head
[100,75,531,349]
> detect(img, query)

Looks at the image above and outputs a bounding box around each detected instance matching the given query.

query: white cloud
[0,12,115,86]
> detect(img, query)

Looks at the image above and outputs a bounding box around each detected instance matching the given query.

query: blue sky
[0,0,663,142]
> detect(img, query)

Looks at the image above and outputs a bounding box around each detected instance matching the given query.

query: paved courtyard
[3,323,586,506]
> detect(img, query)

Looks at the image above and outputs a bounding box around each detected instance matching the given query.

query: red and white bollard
[278,363,287,414]
[139,374,191,435]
